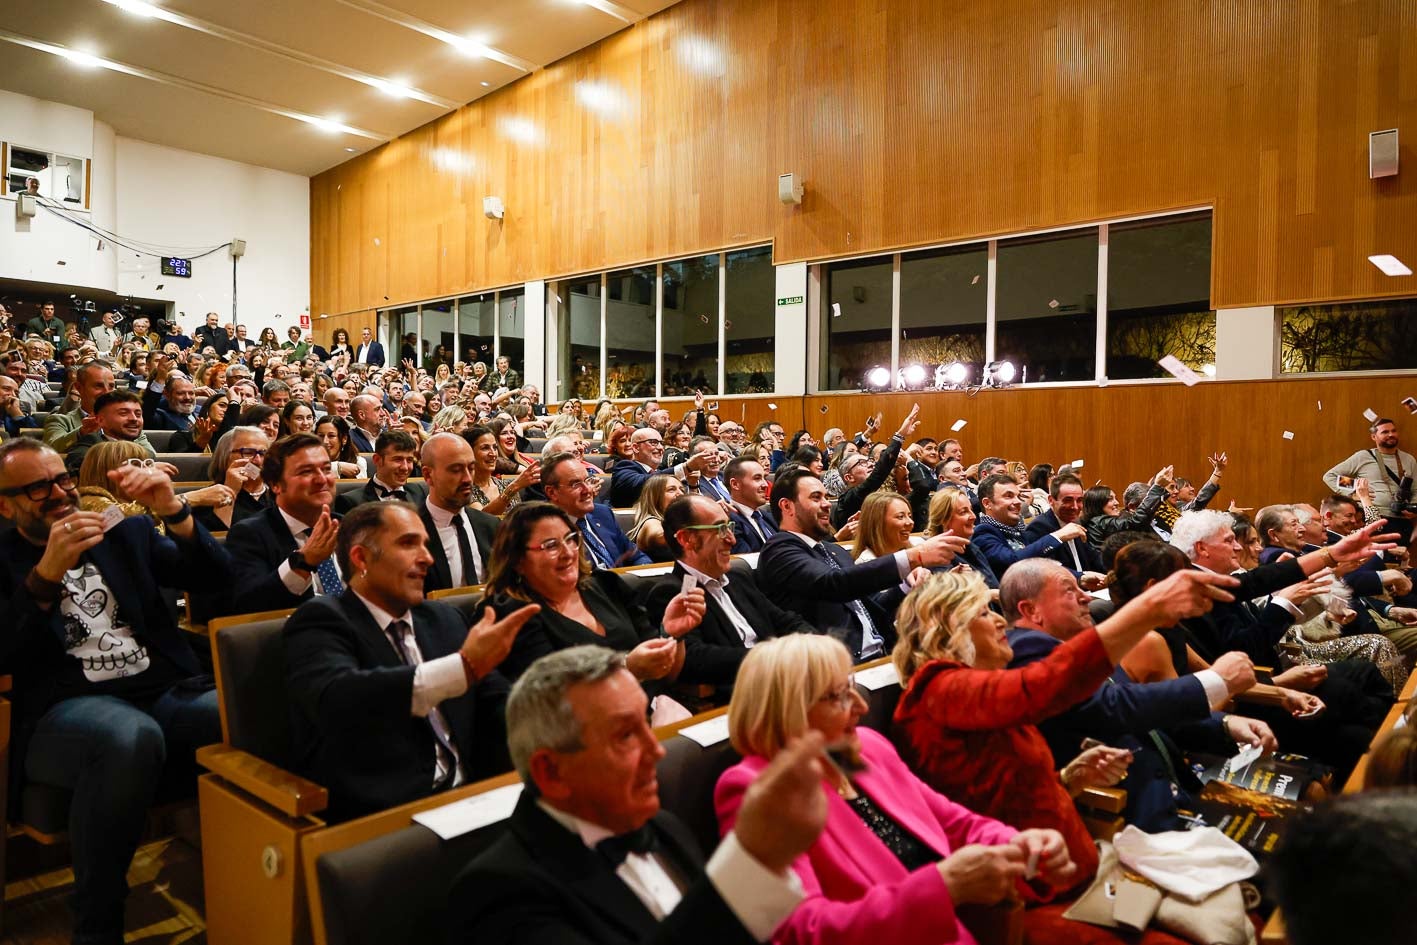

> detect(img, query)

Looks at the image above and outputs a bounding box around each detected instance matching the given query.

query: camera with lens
[1393,475,1417,515]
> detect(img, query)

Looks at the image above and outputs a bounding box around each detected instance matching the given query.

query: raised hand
[36,511,108,582]
[661,588,707,638]
[462,603,540,680]
[895,403,922,440]
[301,506,340,566]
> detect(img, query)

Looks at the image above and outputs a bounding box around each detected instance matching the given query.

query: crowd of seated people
[4,306,1417,943]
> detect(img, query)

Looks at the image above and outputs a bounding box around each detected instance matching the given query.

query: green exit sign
[776,295,804,306]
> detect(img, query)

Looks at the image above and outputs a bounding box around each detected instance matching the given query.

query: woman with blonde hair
[626,473,686,562]
[433,362,451,386]
[718,633,1075,945]
[852,491,922,562]
[431,404,470,435]
[890,567,1236,940]
[79,440,233,528]
[545,409,582,441]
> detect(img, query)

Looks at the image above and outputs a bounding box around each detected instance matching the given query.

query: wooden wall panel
[310,0,1417,319]
[316,309,375,349]
[643,372,1417,509]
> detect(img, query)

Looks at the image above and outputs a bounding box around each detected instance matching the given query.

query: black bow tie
[376,485,406,500]
[595,823,658,866]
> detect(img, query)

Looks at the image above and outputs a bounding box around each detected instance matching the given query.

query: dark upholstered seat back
[213,614,295,765]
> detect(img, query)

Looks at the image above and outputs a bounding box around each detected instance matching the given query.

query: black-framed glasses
[1,472,76,501]
[680,521,735,539]
[233,447,268,459]
[526,532,581,554]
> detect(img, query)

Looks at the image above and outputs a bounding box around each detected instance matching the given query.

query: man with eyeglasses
[0,437,230,944]
[65,390,158,476]
[140,356,198,433]
[418,433,499,593]
[608,427,715,508]
[282,500,538,821]
[543,451,650,570]
[224,432,348,615]
[3,351,48,416]
[642,495,816,702]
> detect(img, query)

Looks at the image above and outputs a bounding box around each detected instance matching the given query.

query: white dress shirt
[679,561,757,646]
[425,501,486,586]
[536,801,801,941]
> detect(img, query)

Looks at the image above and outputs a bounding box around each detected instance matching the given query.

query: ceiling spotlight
[371,78,415,99]
[903,364,926,386]
[866,366,891,389]
[111,0,161,16]
[60,48,106,68]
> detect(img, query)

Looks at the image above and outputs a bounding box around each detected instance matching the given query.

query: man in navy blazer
[973,473,1095,582]
[999,558,1264,831]
[225,433,345,616]
[1021,472,1106,577]
[354,326,385,368]
[283,501,538,820]
[755,467,965,662]
[139,358,198,433]
[544,451,649,568]
[723,455,776,553]
[0,438,229,942]
[608,426,715,508]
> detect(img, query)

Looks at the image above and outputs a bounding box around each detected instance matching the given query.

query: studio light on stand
[865,366,891,390]
[982,360,1017,389]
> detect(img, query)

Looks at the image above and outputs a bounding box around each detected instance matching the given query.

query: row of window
[376,208,1415,398]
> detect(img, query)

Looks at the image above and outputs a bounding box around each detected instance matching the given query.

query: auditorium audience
[43,361,116,453]
[923,487,999,589]
[719,633,1077,945]
[1079,470,1170,546]
[315,414,366,478]
[464,425,539,515]
[417,433,498,592]
[334,429,425,513]
[65,390,157,475]
[625,472,685,562]
[543,450,650,569]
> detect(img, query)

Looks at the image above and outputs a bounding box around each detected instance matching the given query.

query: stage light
[866,366,890,389]
[944,361,968,385]
[903,364,926,386]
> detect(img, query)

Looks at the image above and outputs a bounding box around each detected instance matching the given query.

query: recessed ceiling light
[61,48,107,68]
[1369,254,1413,277]
[481,81,490,87]
[345,147,357,152]
[371,78,414,99]
[111,0,161,15]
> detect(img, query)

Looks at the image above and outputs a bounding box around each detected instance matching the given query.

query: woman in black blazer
[477,502,703,685]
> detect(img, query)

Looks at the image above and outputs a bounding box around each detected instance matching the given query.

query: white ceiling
[0,0,675,176]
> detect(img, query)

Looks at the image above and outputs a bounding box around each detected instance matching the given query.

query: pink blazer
[715,727,1019,945]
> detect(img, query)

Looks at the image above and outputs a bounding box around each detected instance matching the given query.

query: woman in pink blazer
[716,635,1077,945]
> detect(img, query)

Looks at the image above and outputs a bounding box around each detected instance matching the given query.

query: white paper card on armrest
[854,662,900,691]
[412,782,523,840]
[678,714,731,747]
[737,552,759,568]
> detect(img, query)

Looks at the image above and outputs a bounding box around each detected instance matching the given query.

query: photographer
[1325,418,1416,543]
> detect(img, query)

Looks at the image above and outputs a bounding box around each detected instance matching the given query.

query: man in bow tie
[451,645,829,945]
[336,429,427,513]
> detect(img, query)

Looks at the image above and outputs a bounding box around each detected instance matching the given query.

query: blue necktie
[754,508,777,538]
[811,543,883,660]
[580,517,615,569]
[315,556,345,597]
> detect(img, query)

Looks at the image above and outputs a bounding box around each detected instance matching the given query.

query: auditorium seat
[613,507,636,534]
[584,452,612,471]
[145,429,177,451]
[156,452,212,482]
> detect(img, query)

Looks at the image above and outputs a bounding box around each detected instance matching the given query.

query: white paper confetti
[970,275,981,285]
[1070,459,1085,470]
[1282,431,1295,440]
[1402,396,1417,415]
[1047,298,1059,309]
[1317,400,1322,411]
[950,419,967,432]
[1157,355,1202,387]
[830,302,842,318]
[767,403,777,411]
[1363,408,1379,422]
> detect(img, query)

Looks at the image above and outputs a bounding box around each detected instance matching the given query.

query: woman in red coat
[891,566,1238,942]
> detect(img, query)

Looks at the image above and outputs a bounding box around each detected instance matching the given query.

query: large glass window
[725,246,775,394]
[821,256,893,391]
[1106,214,1215,379]
[497,288,526,384]
[899,244,988,388]
[557,276,602,402]
[663,255,720,396]
[606,265,658,398]
[995,230,1099,383]
[1280,297,1417,373]
[457,295,496,366]
[419,300,453,371]
[388,306,417,370]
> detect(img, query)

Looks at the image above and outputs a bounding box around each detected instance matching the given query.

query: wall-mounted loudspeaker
[1370,129,1399,179]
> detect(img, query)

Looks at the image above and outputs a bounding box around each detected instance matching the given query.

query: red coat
[892,627,1113,891]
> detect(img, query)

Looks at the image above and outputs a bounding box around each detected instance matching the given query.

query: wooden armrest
[1077,786,1126,814]
[197,744,328,818]
[1260,908,1288,944]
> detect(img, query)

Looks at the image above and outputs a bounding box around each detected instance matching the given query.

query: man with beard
[1325,418,1416,543]
[282,500,537,820]
[65,391,157,475]
[0,437,228,943]
[224,433,344,615]
[756,466,966,662]
[139,355,198,432]
[973,473,1100,583]
[418,433,499,593]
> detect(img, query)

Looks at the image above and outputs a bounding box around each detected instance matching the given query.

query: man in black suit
[334,429,426,514]
[139,356,198,432]
[193,311,230,358]
[0,438,228,943]
[348,394,387,453]
[641,496,816,699]
[418,433,498,592]
[723,456,775,553]
[451,645,827,945]
[1021,472,1106,578]
[283,501,538,821]
[225,432,344,615]
[755,466,966,662]
[903,436,940,525]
